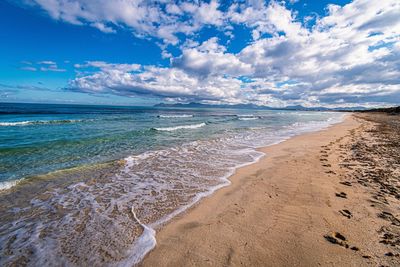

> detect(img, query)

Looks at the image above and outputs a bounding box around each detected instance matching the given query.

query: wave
[236,114,261,121]
[117,115,346,263]
[238,117,258,121]
[152,122,206,131]
[0,112,346,266]
[157,114,193,118]
[0,119,84,126]
[237,114,256,117]
[0,179,20,191]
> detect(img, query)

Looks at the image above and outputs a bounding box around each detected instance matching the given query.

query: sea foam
[158,114,193,118]
[0,179,20,190]
[238,117,258,121]
[0,119,83,126]
[153,122,206,131]
[237,114,260,121]
[0,111,346,266]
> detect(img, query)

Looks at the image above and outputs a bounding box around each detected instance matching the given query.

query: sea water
[0,103,345,266]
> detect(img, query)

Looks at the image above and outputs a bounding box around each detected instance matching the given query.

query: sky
[0,0,399,107]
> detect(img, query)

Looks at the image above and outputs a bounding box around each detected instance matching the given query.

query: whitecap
[0,120,84,126]
[157,114,193,118]
[237,114,256,117]
[238,117,258,121]
[0,179,20,191]
[153,122,206,131]
[0,121,33,126]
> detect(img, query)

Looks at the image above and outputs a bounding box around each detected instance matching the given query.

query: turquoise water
[0,103,344,266]
[0,103,339,186]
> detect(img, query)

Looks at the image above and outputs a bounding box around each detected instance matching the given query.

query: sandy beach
[3,0,400,265]
[140,113,400,266]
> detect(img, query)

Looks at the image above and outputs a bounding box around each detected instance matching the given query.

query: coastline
[0,110,345,266]
[130,113,346,264]
[140,114,399,266]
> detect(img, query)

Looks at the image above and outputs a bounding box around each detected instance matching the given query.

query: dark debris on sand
[339,113,400,261]
[321,112,400,265]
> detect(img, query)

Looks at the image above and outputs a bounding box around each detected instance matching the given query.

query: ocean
[0,103,344,266]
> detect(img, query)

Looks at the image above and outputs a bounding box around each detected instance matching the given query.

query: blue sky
[1,0,399,107]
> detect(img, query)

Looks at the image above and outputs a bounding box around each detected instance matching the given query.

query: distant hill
[154,102,367,111]
[154,102,266,109]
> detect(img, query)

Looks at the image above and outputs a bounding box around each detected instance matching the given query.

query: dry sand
[140,114,400,266]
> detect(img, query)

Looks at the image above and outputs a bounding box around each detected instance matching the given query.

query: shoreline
[140,114,400,266]
[0,111,346,266]
[0,112,345,267]
[131,114,346,264]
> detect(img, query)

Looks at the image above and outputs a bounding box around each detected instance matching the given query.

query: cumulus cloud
[194,0,224,26]
[69,62,244,102]
[25,0,227,45]
[235,0,400,106]
[172,37,253,77]
[53,0,400,107]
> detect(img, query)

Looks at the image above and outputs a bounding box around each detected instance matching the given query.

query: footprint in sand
[324,232,361,253]
[377,211,400,226]
[339,181,352,186]
[339,209,352,219]
[324,232,349,248]
[335,192,347,198]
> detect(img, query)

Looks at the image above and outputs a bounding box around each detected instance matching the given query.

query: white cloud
[21,60,67,72]
[165,4,182,15]
[91,22,116,33]
[194,0,224,26]
[21,66,37,72]
[40,65,66,72]
[172,38,253,78]
[75,61,141,72]
[69,62,244,102]
[227,1,308,42]
[38,60,57,65]
[234,0,400,105]
[27,0,227,45]
[60,0,400,107]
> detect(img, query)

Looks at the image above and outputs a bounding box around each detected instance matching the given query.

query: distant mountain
[283,105,329,111]
[154,102,266,109]
[154,102,364,111]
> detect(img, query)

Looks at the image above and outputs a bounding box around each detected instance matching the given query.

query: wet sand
[140,113,400,266]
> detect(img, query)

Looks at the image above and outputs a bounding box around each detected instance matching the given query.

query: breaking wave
[0,120,84,126]
[152,122,206,131]
[157,114,194,118]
